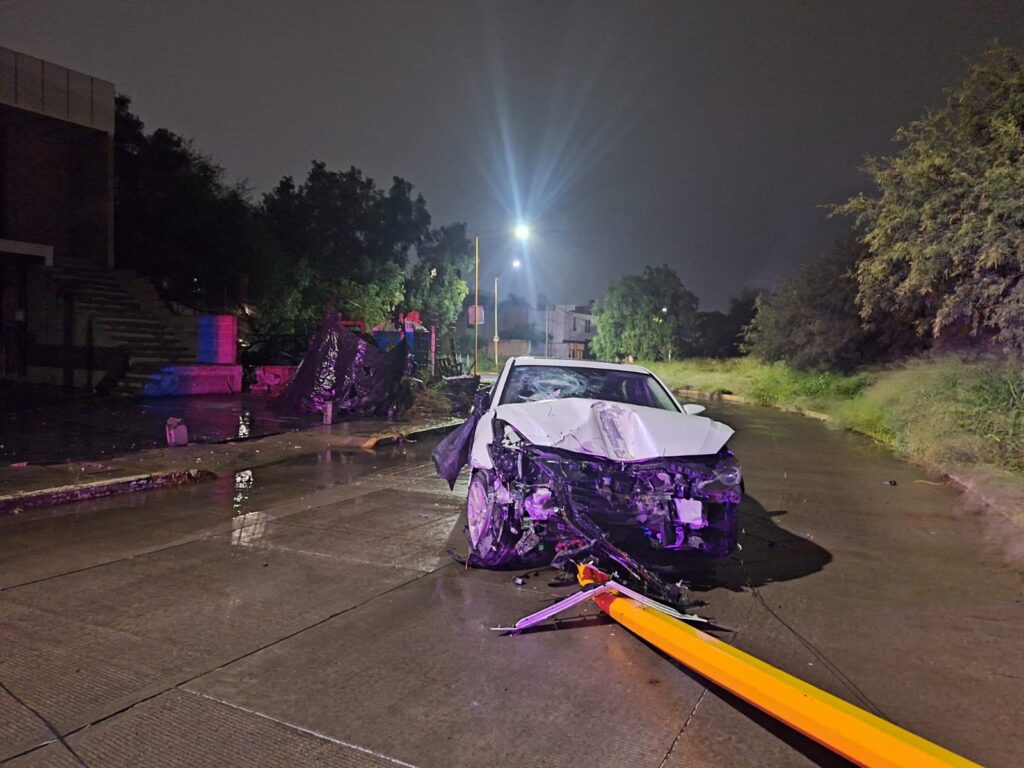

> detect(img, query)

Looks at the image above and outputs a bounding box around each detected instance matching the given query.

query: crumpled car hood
[494,398,733,461]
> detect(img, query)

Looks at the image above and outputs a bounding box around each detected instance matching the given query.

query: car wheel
[465,470,521,567]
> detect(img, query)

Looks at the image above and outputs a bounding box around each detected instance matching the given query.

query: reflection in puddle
[231,469,265,546]
[233,469,254,513]
[231,510,269,547]
[237,411,252,439]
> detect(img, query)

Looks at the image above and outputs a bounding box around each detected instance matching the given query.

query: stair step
[80,306,148,317]
[48,268,198,385]
[110,339,188,347]
[94,318,166,327]
[123,349,191,357]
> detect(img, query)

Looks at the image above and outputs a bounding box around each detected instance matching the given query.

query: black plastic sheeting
[432,390,488,489]
[271,313,413,420]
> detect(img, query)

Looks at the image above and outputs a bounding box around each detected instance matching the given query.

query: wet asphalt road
[0,403,1022,767]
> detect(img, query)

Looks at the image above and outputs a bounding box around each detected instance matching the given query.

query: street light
[473,224,530,375]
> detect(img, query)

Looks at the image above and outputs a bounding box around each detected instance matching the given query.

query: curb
[361,418,464,449]
[0,469,217,515]
[0,418,464,516]
[676,387,746,404]
[675,388,829,421]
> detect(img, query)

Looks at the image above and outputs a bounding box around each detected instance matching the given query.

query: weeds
[647,355,1024,474]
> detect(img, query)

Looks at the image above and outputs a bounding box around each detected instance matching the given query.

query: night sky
[5,1,1024,308]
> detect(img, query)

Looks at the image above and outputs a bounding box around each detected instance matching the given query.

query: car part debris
[564,564,980,768]
[491,575,708,633]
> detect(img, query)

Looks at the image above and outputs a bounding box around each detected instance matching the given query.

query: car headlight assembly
[694,456,742,498]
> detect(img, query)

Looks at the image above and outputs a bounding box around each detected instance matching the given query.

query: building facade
[0,47,118,384]
[536,302,597,360]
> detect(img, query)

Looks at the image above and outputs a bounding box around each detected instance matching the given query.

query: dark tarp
[271,313,413,420]
[432,390,488,489]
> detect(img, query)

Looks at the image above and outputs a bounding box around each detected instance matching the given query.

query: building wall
[0,47,114,267]
[0,48,115,134]
[531,303,597,358]
[0,47,117,385]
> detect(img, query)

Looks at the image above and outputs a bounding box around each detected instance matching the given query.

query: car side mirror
[682,403,706,416]
[472,390,492,413]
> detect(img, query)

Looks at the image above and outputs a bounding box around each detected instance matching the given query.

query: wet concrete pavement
[1,403,1021,767]
[0,384,324,465]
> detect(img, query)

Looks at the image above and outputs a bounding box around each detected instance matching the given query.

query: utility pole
[493,276,500,368]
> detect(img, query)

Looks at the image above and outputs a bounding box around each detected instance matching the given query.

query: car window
[498,365,678,411]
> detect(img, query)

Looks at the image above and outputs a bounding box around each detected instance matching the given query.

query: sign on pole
[468,305,485,326]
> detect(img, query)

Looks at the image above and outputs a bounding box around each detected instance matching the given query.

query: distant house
[463,294,598,361]
[534,302,596,359]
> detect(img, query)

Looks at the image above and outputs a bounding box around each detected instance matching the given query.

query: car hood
[493,398,733,461]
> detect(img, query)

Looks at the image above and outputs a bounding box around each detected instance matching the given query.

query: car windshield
[499,365,678,411]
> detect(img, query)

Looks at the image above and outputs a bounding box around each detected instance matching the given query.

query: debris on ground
[166,417,189,446]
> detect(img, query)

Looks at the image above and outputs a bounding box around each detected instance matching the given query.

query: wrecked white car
[433,358,741,597]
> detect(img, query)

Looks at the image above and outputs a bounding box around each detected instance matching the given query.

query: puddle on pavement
[4,437,447,535]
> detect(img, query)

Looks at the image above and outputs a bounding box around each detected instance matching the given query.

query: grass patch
[646,359,869,410]
[646,355,1024,474]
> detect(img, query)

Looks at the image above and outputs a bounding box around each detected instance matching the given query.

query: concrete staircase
[47,264,194,392]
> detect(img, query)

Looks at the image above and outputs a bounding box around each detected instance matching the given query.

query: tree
[694,289,760,357]
[254,161,432,330]
[114,95,255,310]
[404,223,472,338]
[836,45,1024,352]
[591,265,699,361]
[743,241,875,371]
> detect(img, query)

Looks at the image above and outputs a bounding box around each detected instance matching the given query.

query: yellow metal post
[577,565,980,768]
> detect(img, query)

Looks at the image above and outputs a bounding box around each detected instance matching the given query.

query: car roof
[506,356,654,375]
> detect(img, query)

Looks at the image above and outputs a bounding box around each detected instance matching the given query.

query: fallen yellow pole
[577,564,980,768]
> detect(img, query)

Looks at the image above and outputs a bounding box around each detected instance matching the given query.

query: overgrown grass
[647,355,1024,473]
[646,359,869,409]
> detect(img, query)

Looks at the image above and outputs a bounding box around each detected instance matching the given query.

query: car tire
[465,470,521,567]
